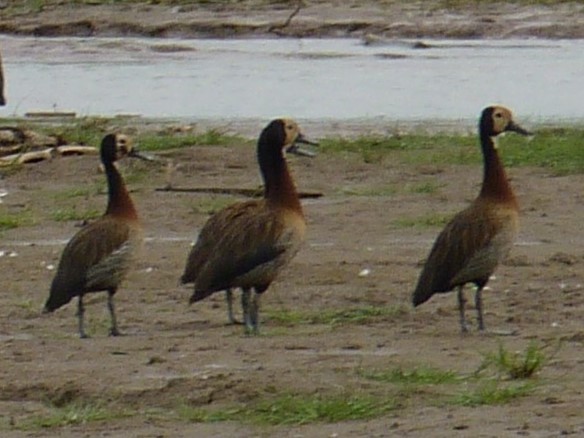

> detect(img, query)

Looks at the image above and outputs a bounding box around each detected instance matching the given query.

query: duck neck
[104,162,138,220]
[479,132,516,205]
[258,146,302,213]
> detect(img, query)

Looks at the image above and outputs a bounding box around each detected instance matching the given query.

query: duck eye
[495,113,503,118]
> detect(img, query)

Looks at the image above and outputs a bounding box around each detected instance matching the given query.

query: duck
[44,133,150,338]
[412,105,532,333]
[180,118,316,334]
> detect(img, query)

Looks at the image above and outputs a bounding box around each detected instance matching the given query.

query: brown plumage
[412,106,532,332]
[44,134,148,338]
[181,118,316,334]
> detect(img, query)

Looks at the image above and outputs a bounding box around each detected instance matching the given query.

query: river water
[2,36,583,122]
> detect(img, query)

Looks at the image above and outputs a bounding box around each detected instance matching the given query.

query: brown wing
[45,216,137,311]
[181,200,262,284]
[412,202,507,306]
[188,202,304,301]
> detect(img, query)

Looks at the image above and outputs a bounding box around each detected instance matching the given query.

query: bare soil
[0,1,583,39]
[0,124,583,436]
[0,1,583,436]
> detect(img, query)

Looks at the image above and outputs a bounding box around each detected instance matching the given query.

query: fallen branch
[155,186,323,199]
[56,145,98,156]
[268,0,304,34]
[0,148,55,166]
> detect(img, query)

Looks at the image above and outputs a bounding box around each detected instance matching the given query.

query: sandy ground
[0,124,583,436]
[0,1,583,437]
[0,1,583,39]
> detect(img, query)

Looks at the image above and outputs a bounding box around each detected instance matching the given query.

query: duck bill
[286,133,319,157]
[129,147,157,162]
[506,121,533,136]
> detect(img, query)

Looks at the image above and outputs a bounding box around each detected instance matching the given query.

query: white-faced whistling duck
[180,118,317,334]
[412,106,532,333]
[44,134,151,338]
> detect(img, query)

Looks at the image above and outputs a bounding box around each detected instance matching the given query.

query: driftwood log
[0,145,98,166]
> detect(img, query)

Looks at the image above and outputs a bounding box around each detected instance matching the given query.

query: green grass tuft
[137,130,249,152]
[247,393,396,425]
[189,196,237,215]
[477,342,548,380]
[266,305,407,326]
[321,128,583,175]
[0,210,34,231]
[21,401,129,430]
[407,182,443,194]
[49,117,111,147]
[52,187,97,200]
[0,214,22,231]
[359,366,461,385]
[339,184,398,197]
[180,393,396,425]
[393,212,452,228]
[451,381,534,407]
[501,127,584,175]
[51,207,101,222]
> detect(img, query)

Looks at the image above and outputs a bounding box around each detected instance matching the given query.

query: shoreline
[0,2,583,40]
[6,114,583,139]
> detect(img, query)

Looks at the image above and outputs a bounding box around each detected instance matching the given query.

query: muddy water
[2,36,583,121]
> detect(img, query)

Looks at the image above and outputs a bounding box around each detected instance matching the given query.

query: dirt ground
[0,1,583,437]
[0,122,583,437]
[0,0,583,39]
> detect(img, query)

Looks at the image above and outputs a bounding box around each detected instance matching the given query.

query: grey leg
[249,291,261,335]
[475,286,485,332]
[77,295,88,339]
[241,288,253,334]
[225,288,240,325]
[457,286,468,333]
[107,289,120,336]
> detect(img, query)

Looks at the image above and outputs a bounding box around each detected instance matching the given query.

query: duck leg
[107,288,121,336]
[241,288,253,334]
[77,295,88,339]
[475,286,485,332]
[225,288,242,325]
[457,286,469,333]
[248,290,261,335]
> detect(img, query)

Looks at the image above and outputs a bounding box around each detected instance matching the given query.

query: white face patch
[282,119,299,147]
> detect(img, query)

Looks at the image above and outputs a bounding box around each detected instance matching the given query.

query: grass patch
[393,212,452,228]
[137,129,249,152]
[339,181,442,197]
[189,195,237,215]
[477,342,549,380]
[247,393,396,425]
[0,210,34,231]
[451,381,534,407]
[52,186,97,201]
[407,181,443,194]
[502,127,584,175]
[0,213,23,231]
[266,305,407,326]
[321,128,583,175]
[179,393,396,425]
[51,207,101,222]
[21,400,129,430]
[47,117,111,147]
[359,366,461,385]
[339,184,398,197]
